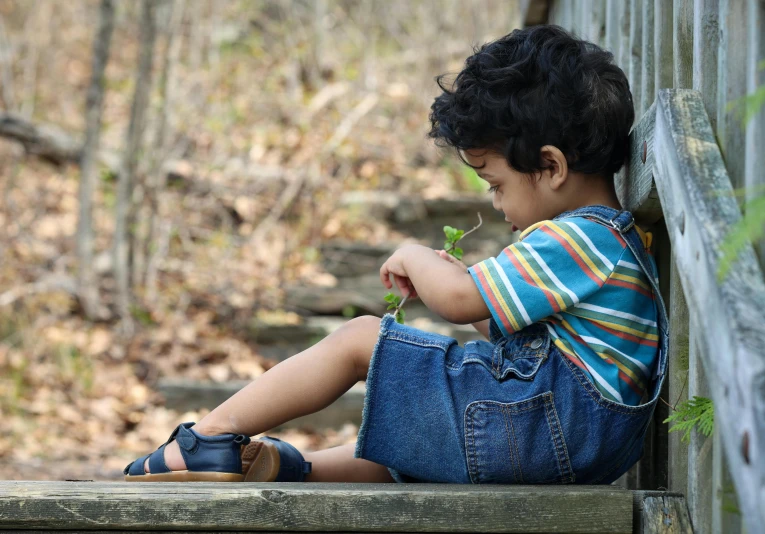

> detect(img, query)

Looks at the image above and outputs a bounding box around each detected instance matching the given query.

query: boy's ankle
[191,423,229,437]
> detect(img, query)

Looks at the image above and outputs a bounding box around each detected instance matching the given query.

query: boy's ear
[539,145,569,190]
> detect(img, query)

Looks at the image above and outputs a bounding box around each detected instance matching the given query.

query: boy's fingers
[393,274,409,296]
[380,266,392,289]
[408,280,418,299]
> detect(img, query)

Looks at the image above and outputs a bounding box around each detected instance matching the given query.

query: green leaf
[452,247,464,260]
[387,303,397,310]
[663,396,714,444]
[395,308,406,324]
[383,292,399,304]
[727,85,765,128]
[454,229,465,240]
[443,226,457,240]
[717,194,765,280]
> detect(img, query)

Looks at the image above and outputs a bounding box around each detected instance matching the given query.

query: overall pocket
[464,391,574,484]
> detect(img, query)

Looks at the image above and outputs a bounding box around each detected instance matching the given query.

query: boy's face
[463,148,558,233]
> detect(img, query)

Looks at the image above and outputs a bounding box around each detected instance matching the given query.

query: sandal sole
[241,440,281,482]
[124,471,244,482]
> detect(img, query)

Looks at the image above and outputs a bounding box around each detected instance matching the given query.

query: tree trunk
[144,0,185,305]
[114,0,157,335]
[0,14,16,111]
[76,0,115,321]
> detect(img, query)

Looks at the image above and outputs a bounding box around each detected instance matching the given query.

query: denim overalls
[354,205,669,484]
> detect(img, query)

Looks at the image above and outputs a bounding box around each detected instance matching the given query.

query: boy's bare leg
[146,316,383,473]
[303,443,395,483]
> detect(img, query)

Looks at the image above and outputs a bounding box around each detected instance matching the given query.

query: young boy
[124,25,668,485]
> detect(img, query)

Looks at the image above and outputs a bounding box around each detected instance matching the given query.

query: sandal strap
[124,453,152,476]
[148,444,171,474]
[261,436,312,482]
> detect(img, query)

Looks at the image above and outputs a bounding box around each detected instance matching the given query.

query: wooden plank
[640,0,655,114]
[546,0,563,27]
[666,261,689,495]
[744,0,765,266]
[712,428,744,533]
[686,331,712,533]
[652,88,765,533]
[642,225,671,491]
[0,481,634,533]
[692,0,720,131]
[560,0,574,30]
[629,0,643,118]
[640,494,693,533]
[579,0,592,40]
[716,0,748,191]
[615,101,662,225]
[618,0,631,73]
[654,0,674,91]
[672,0,693,89]
[606,0,620,57]
[570,0,582,35]
[592,0,608,47]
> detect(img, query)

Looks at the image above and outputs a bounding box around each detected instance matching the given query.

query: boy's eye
[487,185,499,194]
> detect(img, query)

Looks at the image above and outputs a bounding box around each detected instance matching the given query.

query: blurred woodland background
[0,0,523,480]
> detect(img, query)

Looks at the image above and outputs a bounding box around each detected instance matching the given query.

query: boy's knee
[339,315,381,379]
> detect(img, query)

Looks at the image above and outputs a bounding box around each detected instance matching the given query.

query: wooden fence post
[629,0,643,118]
[640,0,655,115]
[744,0,765,266]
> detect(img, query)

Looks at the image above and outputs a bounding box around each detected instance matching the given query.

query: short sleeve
[467,218,621,337]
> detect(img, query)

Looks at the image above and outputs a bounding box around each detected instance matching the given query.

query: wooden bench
[0,481,690,533]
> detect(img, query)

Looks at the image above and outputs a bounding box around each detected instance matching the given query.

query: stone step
[317,237,507,278]
[283,273,475,323]
[338,191,517,263]
[249,315,485,362]
[0,480,688,533]
[157,379,366,431]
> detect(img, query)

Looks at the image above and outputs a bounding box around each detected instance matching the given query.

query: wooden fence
[531,1,765,532]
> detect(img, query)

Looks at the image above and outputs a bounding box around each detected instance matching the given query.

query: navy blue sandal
[241,436,312,482]
[124,422,251,482]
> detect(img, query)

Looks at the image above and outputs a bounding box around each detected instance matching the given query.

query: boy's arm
[471,319,491,340]
[391,244,492,325]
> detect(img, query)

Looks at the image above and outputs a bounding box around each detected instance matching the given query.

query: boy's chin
[505,220,519,232]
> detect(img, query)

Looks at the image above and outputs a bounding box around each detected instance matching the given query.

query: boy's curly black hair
[428,25,634,178]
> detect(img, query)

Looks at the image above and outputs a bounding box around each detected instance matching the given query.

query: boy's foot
[123,422,250,482]
[240,437,312,482]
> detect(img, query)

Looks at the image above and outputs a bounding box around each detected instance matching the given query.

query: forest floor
[0,0,519,481]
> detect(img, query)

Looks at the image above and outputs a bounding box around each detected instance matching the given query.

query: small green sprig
[384,292,407,324]
[443,212,483,260]
[382,213,483,324]
[663,395,714,444]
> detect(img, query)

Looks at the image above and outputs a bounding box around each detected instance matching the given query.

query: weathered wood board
[0,481,635,532]
[640,494,693,533]
[616,101,661,225]
[652,88,765,534]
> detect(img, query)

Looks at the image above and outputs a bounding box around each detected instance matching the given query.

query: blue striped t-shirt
[468,216,660,406]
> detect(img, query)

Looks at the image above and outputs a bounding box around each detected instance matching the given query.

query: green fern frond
[717,194,765,280]
[663,396,715,444]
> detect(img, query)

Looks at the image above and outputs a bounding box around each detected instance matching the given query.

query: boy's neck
[562,175,622,212]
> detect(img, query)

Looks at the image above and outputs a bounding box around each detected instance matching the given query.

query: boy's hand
[438,249,468,272]
[380,245,420,300]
